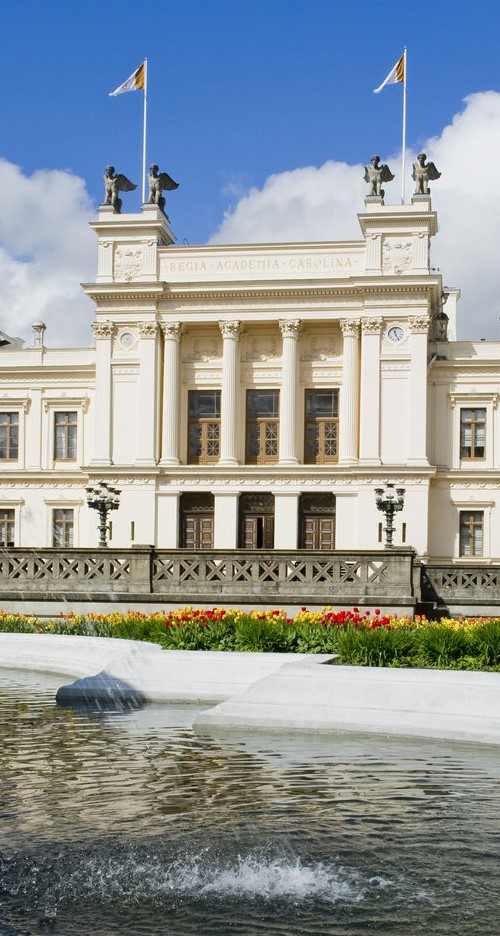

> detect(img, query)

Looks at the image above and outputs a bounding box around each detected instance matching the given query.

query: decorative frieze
[114,246,143,282]
[382,237,414,274]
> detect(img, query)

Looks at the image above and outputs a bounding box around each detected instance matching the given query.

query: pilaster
[339,319,360,465]
[160,322,182,465]
[359,318,382,465]
[407,316,430,466]
[135,321,159,467]
[91,320,113,466]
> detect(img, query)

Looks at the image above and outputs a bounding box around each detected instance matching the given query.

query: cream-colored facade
[0,196,497,560]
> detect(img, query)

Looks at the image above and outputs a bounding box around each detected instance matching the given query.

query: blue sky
[1,0,500,342]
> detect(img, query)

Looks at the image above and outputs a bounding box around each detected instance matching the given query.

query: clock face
[387,325,405,343]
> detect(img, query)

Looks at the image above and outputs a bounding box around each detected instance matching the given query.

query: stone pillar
[274,493,300,548]
[359,317,382,465]
[279,319,300,465]
[91,320,113,466]
[219,321,241,466]
[407,316,430,466]
[136,322,159,467]
[160,322,182,465]
[339,319,360,465]
[214,492,239,548]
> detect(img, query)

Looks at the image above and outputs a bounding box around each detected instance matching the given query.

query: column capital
[219,320,242,340]
[362,317,383,335]
[408,315,430,334]
[92,319,114,339]
[340,318,360,337]
[139,322,158,339]
[161,321,183,341]
[279,319,301,339]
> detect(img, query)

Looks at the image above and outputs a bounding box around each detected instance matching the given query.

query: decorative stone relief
[184,337,221,362]
[301,335,340,361]
[114,247,143,282]
[279,319,301,339]
[340,319,360,338]
[138,322,158,339]
[92,320,114,339]
[242,336,279,361]
[408,316,430,333]
[161,322,183,341]
[219,321,242,340]
[362,317,383,334]
[382,237,414,274]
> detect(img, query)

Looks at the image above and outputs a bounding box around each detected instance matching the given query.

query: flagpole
[141,58,148,204]
[401,47,407,204]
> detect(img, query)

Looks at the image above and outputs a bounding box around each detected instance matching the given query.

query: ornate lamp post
[86,481,121,548]
[375,483,405,549]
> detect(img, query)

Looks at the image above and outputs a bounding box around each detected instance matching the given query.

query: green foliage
[416,625,471,668]
[335,626,415,667]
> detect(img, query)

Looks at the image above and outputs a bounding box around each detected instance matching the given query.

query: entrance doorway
[299,493,336,550]
[180,493,214,549]
[238,493,275,549]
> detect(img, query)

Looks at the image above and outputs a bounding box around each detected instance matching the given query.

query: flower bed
[1,607,500,671]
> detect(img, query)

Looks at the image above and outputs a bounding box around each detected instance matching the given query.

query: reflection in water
[0,667,499,934]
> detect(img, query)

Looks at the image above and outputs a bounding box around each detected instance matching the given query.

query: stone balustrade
[0,548,417,610]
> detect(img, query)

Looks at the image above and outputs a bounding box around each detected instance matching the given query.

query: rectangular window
[460,408,486,459]
[0,413,19,461]
[188,390,221,464]
[246,390,279,464]
[52,509,74,547]
[459,511,483,557]
[0,509,15,547]
[54,412,77,461]
[304,389,339,464]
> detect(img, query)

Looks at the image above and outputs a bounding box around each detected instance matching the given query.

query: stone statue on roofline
[412,153,441,195]
[364,155,394,199]
[148,164,179,219]
[103,166,137,213]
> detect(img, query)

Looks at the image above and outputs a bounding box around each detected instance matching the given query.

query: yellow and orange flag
[373,54,405,94]
[109,62,145,97]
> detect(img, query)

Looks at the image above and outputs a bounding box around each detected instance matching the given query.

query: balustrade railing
[0,547,416,607]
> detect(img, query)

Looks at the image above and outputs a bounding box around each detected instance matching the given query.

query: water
[1,668,500,934]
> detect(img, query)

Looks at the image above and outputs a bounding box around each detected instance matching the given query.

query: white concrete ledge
[0,634,322,702]
[1,635,500,745]
[194,660,500,745]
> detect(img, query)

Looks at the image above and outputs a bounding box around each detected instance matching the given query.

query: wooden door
[182,513,214,549]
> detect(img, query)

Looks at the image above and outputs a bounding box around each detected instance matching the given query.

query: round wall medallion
[118,330,135,349]
[387,325,405,343]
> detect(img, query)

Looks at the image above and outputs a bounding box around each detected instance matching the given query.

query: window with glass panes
[304,389,339,463]
[52,509,74,547]
[459,511,483,557]
[188,391,220,464]
[0,509,15,547]
[54,412,77,460]
[0,413,19,461]
[245,390,279,464]
[460,408,486,459]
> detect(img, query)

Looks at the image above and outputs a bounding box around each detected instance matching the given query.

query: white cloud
[211,92,500,340]
[0,160,95,347]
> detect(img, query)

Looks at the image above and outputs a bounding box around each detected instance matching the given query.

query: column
[279,319,300,465]
[339,319,360,465]
[160,322,182,465]
[407,316,430,466]
[136,322,159,467]
[91,320,113,466]
[219,321,241,466]
[274,493,300,548]
[214,492,239,548]
[359,318,382,464]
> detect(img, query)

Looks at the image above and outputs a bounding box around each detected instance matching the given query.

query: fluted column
[219,321,241,466]
[359,317,382,464]
[279,319,300,465]
[136,322,159,466]
[91,320,113,466]
[408,315,430,465]
[339,319,360,465]
[160,322,182,465]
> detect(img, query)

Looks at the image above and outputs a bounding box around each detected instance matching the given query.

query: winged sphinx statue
[103,166,137,213]
[412,153,441,195]
[364,155,394,198]
[148,164,179,218]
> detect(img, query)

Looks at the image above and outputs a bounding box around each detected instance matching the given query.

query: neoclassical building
[0,195,497,562]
